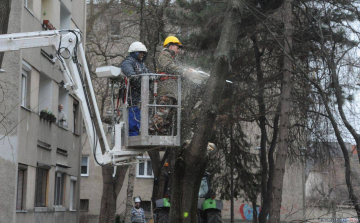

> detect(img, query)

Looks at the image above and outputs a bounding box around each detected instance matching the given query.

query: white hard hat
[128,42,147,53]
[134,197,141,203]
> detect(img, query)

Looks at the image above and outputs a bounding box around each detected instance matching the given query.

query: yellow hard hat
[163,36,182,47]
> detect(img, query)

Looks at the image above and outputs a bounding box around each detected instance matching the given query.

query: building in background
[80,133,155,223]
[0,0,86,222]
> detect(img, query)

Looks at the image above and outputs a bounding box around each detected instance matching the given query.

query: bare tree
[168,0,244,222]
[268,1,294,222]
[85,1,138,222]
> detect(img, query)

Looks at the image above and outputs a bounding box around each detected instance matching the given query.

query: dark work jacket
[120,55,149,105]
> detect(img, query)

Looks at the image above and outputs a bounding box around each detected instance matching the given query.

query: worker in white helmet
[131,196,146,223]
[119,42,150,136]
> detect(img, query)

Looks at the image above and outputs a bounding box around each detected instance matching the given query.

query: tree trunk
[139,0,146,43]
[169,1,244,222]
[148,150,169,208]
[303,62,360,220]
[252,200,258,223]
[99,165,129,223]
[124,163,136,223]
[252,34,281,223]
[251,35,270,223]
[0,0,11,68]
[268,1,293,222]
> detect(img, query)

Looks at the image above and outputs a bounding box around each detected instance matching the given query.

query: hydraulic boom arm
[0,30,142,165]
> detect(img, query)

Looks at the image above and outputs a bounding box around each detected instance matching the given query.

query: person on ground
[131,197,146,223]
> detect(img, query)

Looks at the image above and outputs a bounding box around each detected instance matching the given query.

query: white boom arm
[0,30,142,165]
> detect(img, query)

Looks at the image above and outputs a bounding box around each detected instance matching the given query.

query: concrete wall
[0,0,86,222]
[80,131,154,223]
[0,0,23,222]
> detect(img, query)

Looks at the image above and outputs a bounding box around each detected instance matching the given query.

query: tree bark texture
[168,0,244,222]
[0,0,11,68]
[99,165,129,223]
[124,163,136,223]
[268,1,293,222]
[251,35,271,223]
[252,34,281,223]
[148,150,169,208]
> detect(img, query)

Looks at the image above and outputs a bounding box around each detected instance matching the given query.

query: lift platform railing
[122,73,181,149]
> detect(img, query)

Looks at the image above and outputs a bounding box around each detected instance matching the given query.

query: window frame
[69,177,77,211]
[34,167,49,207]
[79,199,89,212]
[136,157,153,178]
[81,156,89,177]
[110,20,121,36]
[73,101,79,134]
[21,61,31,109]
[16,167,27,211]
[21,69,28,108]
[54,172,65,207]
[23,0,33,14]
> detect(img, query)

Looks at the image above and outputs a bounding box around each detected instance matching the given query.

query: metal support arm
[0,29,141,165]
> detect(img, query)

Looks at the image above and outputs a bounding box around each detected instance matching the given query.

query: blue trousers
[129,107,141,136]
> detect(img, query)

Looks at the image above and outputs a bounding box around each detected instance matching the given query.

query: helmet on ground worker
[128,42,147,53]
[163,36,182,48]
[134,197,141,203]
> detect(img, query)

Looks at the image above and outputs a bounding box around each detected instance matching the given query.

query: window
[60,2,71,30]
[21,70,27,108]
[73,101,79,134]
[16,168,27,210]
[141,201,151,213]
[38,73,53,113]
[110,20,121,36]
[21,61,31,108]
[58,87,69,129]
[54,172,65,206]
[81,156,89,176]
[69,178,77,211]
[24,0,33,10]
[35,168,48,207]
[137,159,153,178]
[80,199,89,212]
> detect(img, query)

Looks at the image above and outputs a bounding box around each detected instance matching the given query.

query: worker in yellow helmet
[149,36,194,135]
[157,36,184,75]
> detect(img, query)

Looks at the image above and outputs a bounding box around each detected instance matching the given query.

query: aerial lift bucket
[96,67,181,163]
[123,74,181,149]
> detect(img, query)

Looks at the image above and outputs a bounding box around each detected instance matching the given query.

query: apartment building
[80,133,155,223]
[0,0,86,222]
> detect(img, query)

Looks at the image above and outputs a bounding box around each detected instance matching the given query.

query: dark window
[139,162,145,175]
[110,20,121,36]
[142,201,151,213]
[35,168,48,207]
[147,161,152,176]
[73,101,79,134]
[16,169,26,210]
[70,180,76,210]
[138,160,153,177]
[54,172,65,206]
[80,199,89,212]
